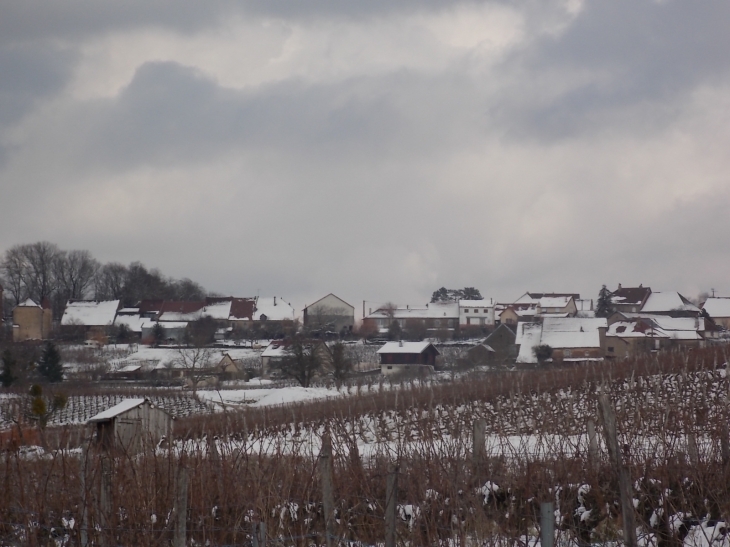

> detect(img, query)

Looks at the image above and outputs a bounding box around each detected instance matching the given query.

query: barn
[87,398,172,454]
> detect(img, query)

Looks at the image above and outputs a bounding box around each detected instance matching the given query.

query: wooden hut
[87,398,172,454]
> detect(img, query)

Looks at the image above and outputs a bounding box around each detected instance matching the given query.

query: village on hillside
[3,281,729,389]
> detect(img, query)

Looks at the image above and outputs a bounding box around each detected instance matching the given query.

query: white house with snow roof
[364,302,459,334]
[377,341,440,375]
[515,317,607,364]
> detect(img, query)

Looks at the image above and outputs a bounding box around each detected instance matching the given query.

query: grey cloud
[494,0,730,141]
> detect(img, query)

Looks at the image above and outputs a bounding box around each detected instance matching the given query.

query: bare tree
[0,246,28,305]
[55,250,99,301]
[21,242,61,304]
[272,338,322,387]
[173,346,217,395]
[94,262,128,300]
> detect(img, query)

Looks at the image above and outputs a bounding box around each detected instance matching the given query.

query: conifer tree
[596,285,613,318]
[0,349,18,387]
[38,342,63,383]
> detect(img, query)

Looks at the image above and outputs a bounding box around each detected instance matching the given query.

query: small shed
[377,341,440,376]
[87,398,172,454]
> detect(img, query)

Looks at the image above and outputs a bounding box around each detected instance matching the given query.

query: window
[464,309,469,313]
[387,366,392,370]
[564,349,572,357]
[608,347,614,352]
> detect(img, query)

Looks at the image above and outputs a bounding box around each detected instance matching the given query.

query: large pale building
[13,299,53,342]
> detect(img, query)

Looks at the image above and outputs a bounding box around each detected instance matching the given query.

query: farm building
[87,398,172,454]
[377,341,440,376]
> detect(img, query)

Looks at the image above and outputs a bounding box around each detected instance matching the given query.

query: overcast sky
[1,0,729,315]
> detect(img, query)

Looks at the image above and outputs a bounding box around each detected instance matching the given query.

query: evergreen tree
[1,349,18,387]
[38,342,63,383]
[596,285,614,318]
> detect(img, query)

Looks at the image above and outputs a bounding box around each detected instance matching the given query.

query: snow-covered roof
[607,321,669,339]
[261,343,289,358]
[254,297,295,321]
[377,341,436,354]
[620,314,704,333]
[703,297,730,318]
[539,296,573,308]
[87,398,147,422]
[17,298,41,308]
[459,299,494,307]
[201,300,232,320]
[114,314,154,333]
[62,300,120,326]
[540,317,606,350]
[641,292,700,314]
[367,303,460,320]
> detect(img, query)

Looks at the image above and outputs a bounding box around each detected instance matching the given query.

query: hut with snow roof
[87,398,172,454]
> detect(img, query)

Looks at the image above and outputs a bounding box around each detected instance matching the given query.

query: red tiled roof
[158,301,206,314]
[611,286,651,306]
[229,298,256,320]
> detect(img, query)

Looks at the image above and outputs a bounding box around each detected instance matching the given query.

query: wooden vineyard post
[319,433,335,547]
[540,502,554,547]
[385,463,398,547]
[587,419,599,469]
[98,455,113,547]
[721,422,730,467]
[174,467,189,547]
[80,448,89,547]
[472,418,487,481]
[687,433,699,467]
[598,394,637,547]
[252,522,267,547]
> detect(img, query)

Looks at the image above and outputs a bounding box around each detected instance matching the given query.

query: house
[12,298,53,342]
[499,293,579,325]
[377,341,440,376]
[303,294,355,334]
[253,297,295,323]
[260,340,332,376]
[610,284,652,313]
[640,291,701,317]
[87,398,172,454]
[364,302,459,336]
[575,299,595,318]
[606,319,670,358]
[457,343,495,368]
[702,297,730,330]
[459,299,495,328]
[157,301,206,322]
[140,321,188,344]
[61,300,121,341]
[608,311,706,350]
[484,323,517,364]
[227,298,257,329]
[515,317,607,365]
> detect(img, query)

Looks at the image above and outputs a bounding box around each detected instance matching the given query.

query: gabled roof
[641,292,700,314]
[17,298,41,308]
[377,341,439,355]
[610,285,651,306]
[62,300,120,326]
[514,292,580,304]
[304,293,355,311]
[702,297,730,318]
[87,398,147,423]
[254,297,295,321]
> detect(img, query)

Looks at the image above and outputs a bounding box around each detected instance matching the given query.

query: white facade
[458,299,495,326]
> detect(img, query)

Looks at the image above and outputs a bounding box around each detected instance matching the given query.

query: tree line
[0,241,209,318]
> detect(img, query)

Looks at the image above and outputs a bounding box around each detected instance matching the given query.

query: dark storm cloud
[495,0,730,141]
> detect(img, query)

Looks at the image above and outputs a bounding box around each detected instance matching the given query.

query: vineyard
[2,348,730,546]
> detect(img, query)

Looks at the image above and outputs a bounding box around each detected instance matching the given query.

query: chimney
[618,283,622,290]
[399,340,403,347]
[274,297,277,306]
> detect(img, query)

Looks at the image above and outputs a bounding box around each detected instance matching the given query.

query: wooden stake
[319,433,335,547]
[174,467,189,547]
[385,463,398,547]
[598,394,637,547]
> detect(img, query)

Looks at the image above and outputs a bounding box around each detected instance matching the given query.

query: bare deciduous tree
[55,250,99,301]
[173,346,217,396]
[94,262,128,300]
